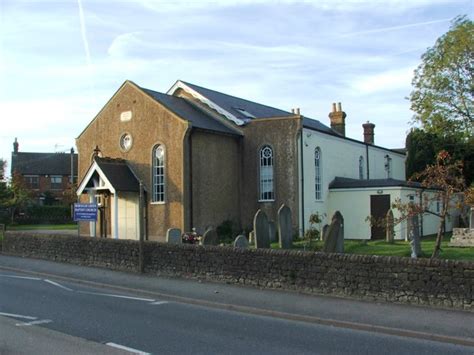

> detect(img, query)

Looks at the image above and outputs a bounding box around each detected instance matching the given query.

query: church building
[76,80,448,241]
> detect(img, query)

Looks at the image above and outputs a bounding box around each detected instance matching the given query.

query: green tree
[406,128,474,185]
[409,16,473,139]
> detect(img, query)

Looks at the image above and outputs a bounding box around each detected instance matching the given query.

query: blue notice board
[74,203,98,221]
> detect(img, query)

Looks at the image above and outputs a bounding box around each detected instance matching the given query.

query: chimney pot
[328,102,346,136]
[296,108,300,115]
[363,121,376,144]
[337,102,342,112]
[13,138,19,154]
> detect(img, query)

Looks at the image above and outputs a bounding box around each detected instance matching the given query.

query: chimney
[13,137,19,154]
[363,121,375,144]
[328,102,346,136]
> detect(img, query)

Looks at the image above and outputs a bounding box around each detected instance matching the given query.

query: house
[11,138,78,205]
[76,80,451,241]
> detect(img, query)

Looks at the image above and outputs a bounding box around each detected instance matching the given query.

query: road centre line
[16,319,52,327]
[0,274,41,280]
[0,312,37,320]
[106,342,150,354]
[77,290,155,302]
[150,301,169,305]
[44,279,74,291]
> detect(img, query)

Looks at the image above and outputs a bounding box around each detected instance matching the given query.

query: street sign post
[74,203,98,222]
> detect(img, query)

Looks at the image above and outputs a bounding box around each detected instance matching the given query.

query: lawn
[7,224,78,231]
[273,233,474,261]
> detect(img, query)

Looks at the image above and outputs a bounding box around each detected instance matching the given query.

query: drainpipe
[189,131,194,230]
[300,128,305,235]
[365,144,370,180]
[138,182,145,273]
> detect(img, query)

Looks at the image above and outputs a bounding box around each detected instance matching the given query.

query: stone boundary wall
[2,232,473,310]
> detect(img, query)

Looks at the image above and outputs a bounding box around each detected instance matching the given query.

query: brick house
[76,80,449,241]
[11,139,78,205]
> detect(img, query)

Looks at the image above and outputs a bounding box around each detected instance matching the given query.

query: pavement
[0,254,473,347]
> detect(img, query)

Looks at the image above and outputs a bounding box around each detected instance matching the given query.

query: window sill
[150,202,166,205]
[258,199,275,203]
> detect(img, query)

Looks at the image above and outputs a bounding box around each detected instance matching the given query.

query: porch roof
[77,157,140,195]
[329,177,423,190]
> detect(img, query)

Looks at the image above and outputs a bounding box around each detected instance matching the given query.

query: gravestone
[278,204,293,249]
[254,209,270,248]
[249,231,255,245]
[323,211,344,253]
[234,235,249,248]
[408,215,422,258]
[268,221,277,243]
[322,224,329,241]
[166,228,182,244]
[202,228,219,245]
[385,209,395,244]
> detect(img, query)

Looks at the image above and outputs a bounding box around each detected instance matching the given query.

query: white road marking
[16,319,52,327]
[44,279,73,291]
[149,301,169,305]
[77,290,155,302]
[0,274,41,280]
[0,312,37,320]
[106,342,150,355]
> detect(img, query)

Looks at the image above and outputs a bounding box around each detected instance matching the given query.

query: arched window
[315,147,322,200]
[259,145,274,201]
[152,144,165,202]
[359,156,364,180]
[385,155,392,178]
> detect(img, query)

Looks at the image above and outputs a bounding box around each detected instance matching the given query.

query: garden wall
[2,232,473,310]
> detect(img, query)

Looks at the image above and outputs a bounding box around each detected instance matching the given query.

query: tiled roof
[141,87,241,136]
[11,152,78,176]
[95,157,140,192]
[329,177,422,189]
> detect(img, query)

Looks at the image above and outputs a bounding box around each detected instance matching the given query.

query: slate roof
[329,177,423,190]
[141,87,241,136]
[181,81,294,121]
[95,157,140,192]
[11,152,78,176]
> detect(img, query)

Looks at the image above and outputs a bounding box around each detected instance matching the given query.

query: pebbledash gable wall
[2,232,473,310]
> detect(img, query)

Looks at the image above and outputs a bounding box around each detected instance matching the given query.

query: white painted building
[297,103,449,240]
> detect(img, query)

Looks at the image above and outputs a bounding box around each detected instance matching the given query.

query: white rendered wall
[300,128,406,237]
[117,192,139,240]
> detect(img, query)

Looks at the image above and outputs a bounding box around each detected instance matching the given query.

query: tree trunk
[431,203,448,258]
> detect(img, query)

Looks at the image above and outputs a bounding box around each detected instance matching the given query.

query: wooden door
[370,194,390,240]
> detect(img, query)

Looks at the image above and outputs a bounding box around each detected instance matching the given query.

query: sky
[0,0,472,177]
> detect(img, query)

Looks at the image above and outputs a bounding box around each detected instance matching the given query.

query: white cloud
[350,67,415,95]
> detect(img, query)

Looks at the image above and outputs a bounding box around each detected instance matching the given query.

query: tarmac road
[0,255,473,354]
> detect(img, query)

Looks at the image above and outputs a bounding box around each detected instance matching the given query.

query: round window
[120,133,133,151]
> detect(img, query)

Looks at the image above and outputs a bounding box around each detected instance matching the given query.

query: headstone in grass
[166,228,182,244]
[408,215,422,258]
[202,228,219,246]
[268,221,277,243]
[385,209,395,244]
[249,230,255,245]
[322,224,329,241]
[278,204,293,249]
[254,209,270,248]
[323,211,344,253]
[234,235,249,248]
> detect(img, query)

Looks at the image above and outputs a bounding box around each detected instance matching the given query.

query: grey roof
[302,117,338,135]
[11,152,78,176]
[329,177,422,190]
[95,157,140,192]
[141,87,240,136]
[181,81,294,121]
